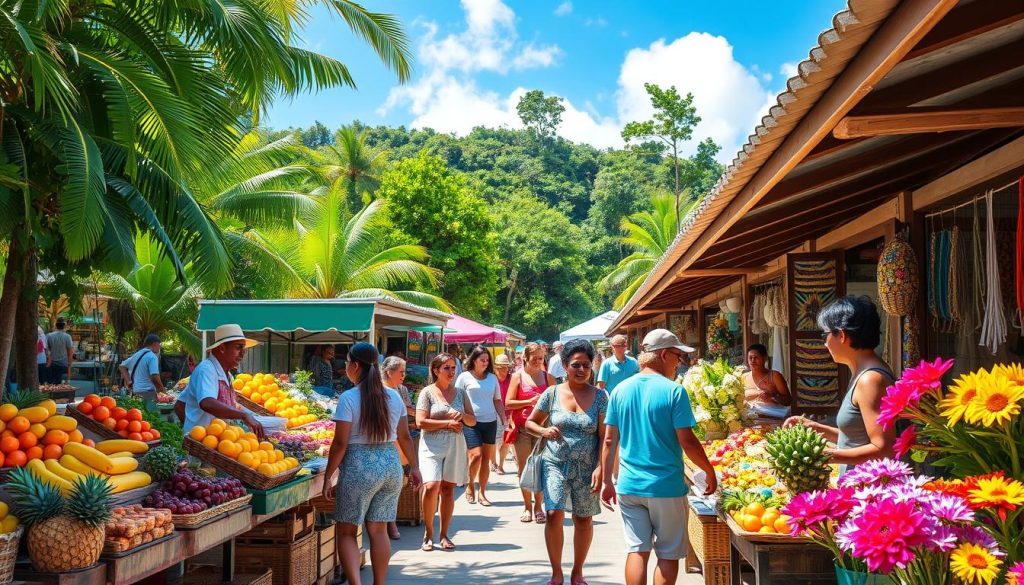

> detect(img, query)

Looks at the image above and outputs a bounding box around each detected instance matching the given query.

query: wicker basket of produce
[183,437,300,490]
[66,404,161,448]
[0,527,22,585]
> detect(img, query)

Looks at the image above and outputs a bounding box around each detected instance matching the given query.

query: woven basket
[171,493,253,528]
[395,475,421,526]
[687,509,730,563]
[236,532,316,585]
[183,438,300,490]
[0,527,22,585]
[66,404,161,448]
[235,394,273,417]
[877,234,919,317]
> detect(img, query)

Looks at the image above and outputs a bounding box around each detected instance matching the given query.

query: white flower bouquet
[680,358,753,439]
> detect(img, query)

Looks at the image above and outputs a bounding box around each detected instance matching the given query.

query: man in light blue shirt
[597,334,640,393]
[601,329,717,585]
[119,334,165,400]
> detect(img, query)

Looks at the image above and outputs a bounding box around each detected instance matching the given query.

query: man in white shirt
[119,334,165,401]
[175,324,265,439]
[548,341,566,382]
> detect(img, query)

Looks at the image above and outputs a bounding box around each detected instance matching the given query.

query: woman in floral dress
[525,339,608,585]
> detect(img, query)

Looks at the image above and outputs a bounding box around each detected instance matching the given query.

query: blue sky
[266,1,845,161]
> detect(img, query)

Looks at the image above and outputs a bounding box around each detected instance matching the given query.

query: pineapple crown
[66,475,114,528]
[5,388,46,409]
[6,467,65,526]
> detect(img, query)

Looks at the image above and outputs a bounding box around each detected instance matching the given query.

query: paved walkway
[381,467,707,584]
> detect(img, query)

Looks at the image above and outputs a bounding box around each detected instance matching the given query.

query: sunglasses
[440,366,457,371]
[821,330,838,341]
[568,363,592,370]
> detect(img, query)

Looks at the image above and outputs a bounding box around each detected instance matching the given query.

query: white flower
[694,406,710,422]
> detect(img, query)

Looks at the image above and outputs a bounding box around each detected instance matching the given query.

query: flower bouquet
[784,458,1005,585]
[681,358,753,440]
[706,311,734,362]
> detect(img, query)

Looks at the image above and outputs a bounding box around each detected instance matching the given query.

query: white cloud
[584,16,608,27]
[383,7,779,162]
[554,1,572,16]
[780,62,799,80]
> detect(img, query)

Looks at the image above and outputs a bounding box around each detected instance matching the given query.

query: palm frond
[324,1,412,82]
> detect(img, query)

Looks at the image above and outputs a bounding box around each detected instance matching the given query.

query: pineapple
[6,468,113,572]
[5,388,47,409]
[764,425,832,494]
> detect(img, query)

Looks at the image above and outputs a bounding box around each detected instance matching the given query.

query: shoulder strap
[130,349,152,382]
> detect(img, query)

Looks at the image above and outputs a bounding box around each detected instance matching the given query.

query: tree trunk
[672,141,681,232]
[503,268,518,325]
[14,242,39,391]
[0,234,27,400]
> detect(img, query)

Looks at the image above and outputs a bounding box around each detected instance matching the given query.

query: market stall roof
[493,324,527,342]
[560,311,619,343]
[609,0,1024,332]
[430,314,508,344]
[196,298,451,344]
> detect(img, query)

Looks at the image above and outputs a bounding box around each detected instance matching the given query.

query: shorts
[419,430,468,484]
[334,443,403,525]
[514,430,539,452]
[463,420,497,448]
[619,495,688,559]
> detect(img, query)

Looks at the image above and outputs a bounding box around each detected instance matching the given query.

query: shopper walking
[417,353,476,551]
[381,356,417,541]
[492,354,513,474]
[322,342,420,585]
[45,317,75,384]
[119,334,166,403]
[525,339,608,585]
[600,329,717,585]
[596,334,639,393]
[505,342,556,523]
[456,346,506,506]
[548,341,566,382]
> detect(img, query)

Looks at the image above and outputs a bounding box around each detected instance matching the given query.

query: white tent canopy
[559,311,619,343]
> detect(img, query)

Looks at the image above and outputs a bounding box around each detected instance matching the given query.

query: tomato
[99,396,117,410]
[84,394,101,407]
[92,406,110,422]
[18,432,37,450]
[77,401,94,415]
[111,407,127,421]
[5,450,27,467]
[127,409,143,422]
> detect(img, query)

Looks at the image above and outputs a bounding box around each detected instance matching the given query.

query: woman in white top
[322,343,421,585]
[456,345,507,506]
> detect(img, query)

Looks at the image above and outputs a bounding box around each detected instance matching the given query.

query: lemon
[0,501,8,518]
[0,515,18,534]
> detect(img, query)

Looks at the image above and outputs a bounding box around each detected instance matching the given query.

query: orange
[0,436,19,454]
[43,430,69,446]
[7,416,29,435]
[103,418,117,430]
[761,510,780,527]
[25,446,43,461]
[77,401,94,415]
[740,514,762,532]
[202,435,219,449]
[128,409,143,422]
[115,419,129,431]
[232,379,244,390]
[140,421,151,432]
[128,421,142,433]
[111,407,127,421]
[0,430,12,440]
[68,429,83,443]
[82,438,95,447]
[758,526,775,533]
[18,432,37,450]
[43,444,63,460]
[5,450,27,467]
[29,424,46,439]
[218,440,237,458]
[84,394,101,407]
[128,432,143,441]
[207,423,225,438]
[774,515,792,534]
[149,429,160,439]
[189,426,207,441]
[0,403,17,422]
[743,502,766,518]
[0,420,5,434]
[0,452,4,467]
[140,431,154,442]
[92,406,110,422]
[118,430,128,438]
[100,396,116,410]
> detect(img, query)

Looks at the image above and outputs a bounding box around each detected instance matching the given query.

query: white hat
[641,328,694,353]
[207,324,259,352]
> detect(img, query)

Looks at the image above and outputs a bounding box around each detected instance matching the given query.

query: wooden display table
[725,516,837,585]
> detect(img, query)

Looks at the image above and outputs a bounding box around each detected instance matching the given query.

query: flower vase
[835,565,894,585]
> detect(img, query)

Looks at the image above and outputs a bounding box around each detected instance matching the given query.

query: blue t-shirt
[605,373,696,498]
[597,355,640,393]
[122,349,160,392]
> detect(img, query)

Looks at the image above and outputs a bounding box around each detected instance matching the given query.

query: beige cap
[494,354,511,367]
[641,328,695,353]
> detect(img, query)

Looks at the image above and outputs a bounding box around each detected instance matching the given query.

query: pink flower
[783,487,857,535]
[1007,561,1024,585]
[877,358,954,430]
[902,357,955,392]
[839,458,913,488]
[893,425,917,459]
[835,498,933,573]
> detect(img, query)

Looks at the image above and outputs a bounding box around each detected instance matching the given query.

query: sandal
[466,492,477,504]
[421,537,433,552]
[388,528,401,540]
[440,537,456,551]
[534,511,546,524]
[571,579,589,585]
[479,495,492,507]
[519,509,533,523]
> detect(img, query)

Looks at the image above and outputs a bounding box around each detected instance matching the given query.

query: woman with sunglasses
[416,353,476,551]
[525,339,607,585]
[784,295,896,470]
[505,342,556,523]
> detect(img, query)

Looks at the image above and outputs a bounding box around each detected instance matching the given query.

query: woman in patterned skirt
[322,342,421,585]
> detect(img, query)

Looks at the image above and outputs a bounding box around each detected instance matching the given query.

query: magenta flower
[901,357,954,393]
[1007,561,1024,585]
[782,486,857,534]
[839,458,913,488]
[955,525,1005,557]
[893,425,917,459]
[877,358,954,430]
[836,498,933,573]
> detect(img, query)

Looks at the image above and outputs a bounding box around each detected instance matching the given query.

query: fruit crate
[183,567,273,585]
[237,506,314,544]
[247,475,314,515]
[687,499,730,564]
[66,404,161,448]
[183,438,300,490]
[234,394,273,417]
[235,531,316,585]
[315,524,335,584]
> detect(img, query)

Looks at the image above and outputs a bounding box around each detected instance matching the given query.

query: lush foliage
[681,358,752,437]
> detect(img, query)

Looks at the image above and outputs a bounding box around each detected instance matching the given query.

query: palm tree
[256,183,451,309]
[0,0,411,390]
[309,125,389,212]
[600,192,699,309]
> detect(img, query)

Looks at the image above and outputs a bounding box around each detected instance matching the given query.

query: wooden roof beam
[678,267,767,277]
[834,107,1024,139]
[903,1,1024,61]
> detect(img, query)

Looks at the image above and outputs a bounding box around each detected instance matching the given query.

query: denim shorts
[463,420,498,448]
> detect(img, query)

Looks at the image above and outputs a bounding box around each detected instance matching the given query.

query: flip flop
[440,537,456,551]
[479,496,492,507]
[571,579,589,585]
[520,510,533,523]
[534,511,546,524]
[421,539,433,552]
[389,530,402,540]
[466,492,477,504]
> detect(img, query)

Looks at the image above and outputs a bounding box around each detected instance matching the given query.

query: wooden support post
[834,107,1024,139]
[741,276,750,351]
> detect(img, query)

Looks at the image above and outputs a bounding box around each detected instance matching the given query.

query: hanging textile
[980,191,1007,354]
[949,227,965,332]
[928,230,938,322]
[973,199,986,329]
[937,230,952,325]
[750,293,769,336]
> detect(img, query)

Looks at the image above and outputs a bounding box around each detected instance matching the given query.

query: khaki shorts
[619,495,688,559]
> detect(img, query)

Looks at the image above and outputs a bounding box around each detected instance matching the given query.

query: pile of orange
[0,399,90,468]
[77,394,161,442]
[189,420,299,476]
[730,502,793,535]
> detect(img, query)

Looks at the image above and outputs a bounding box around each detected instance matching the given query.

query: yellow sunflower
[950,542,1002,585]
[995,363,1024,387]
[941,371,984,425]
[968,475,1024,513]
[964,373,1024,427]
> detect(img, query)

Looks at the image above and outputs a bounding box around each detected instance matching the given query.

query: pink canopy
[444,314,508,344]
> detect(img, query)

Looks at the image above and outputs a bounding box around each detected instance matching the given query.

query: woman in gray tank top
[784,296,896,469]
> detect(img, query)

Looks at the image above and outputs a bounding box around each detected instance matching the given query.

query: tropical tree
[0,0,411,392]
[308,126,390,213]
[599,193,699,309]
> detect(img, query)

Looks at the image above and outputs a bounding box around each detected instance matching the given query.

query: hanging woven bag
[877,233,920,317]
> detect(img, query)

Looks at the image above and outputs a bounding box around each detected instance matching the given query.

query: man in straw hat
[175,324,265,439]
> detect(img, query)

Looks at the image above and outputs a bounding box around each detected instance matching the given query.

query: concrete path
[380,467,707,584]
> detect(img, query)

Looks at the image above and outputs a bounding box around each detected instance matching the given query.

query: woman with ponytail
[323,342,421,585]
